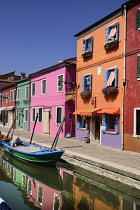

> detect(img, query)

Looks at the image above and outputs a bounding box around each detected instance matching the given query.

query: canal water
[0,148,140,210]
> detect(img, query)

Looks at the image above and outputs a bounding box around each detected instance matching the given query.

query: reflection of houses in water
[2,159,62,209]
[61,170,140,210]
[26,177,62,209]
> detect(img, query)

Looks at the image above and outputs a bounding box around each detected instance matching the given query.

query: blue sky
[0,0,126,76]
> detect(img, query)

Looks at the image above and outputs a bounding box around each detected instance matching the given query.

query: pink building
[29,58,76,137]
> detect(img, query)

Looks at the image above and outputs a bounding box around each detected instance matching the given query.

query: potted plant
[102,86,118,96]
[80,90,92,99]
[104,40,119,50]
[82,49,92,58]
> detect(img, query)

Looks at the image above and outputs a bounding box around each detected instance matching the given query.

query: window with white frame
[10,90,13,101]
[38,107,42,122]
[134,108,140,136]
[25,86,29,99]
[82,74,92,91]
[41,79,46,95]
[6,93,9,103]
[2,94,4,103]
[56,107,62,124]
[105,22,119,43]
[82,36,93,55]
[24,109,28,122]
[57,75,63,92]
[104,67,118,87]
[136,8,140,30]
[17,88,20,100]
[137,55,140,79]
[13,89,16,101]
[32,108,36,122]
[37,185,43,206]
[32,82,36,96]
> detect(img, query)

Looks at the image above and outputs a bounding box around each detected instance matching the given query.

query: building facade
[15,78,30,131]
[74,8,125,149]
[0,83,16,127]
[29,58,76,138]
[124,0,140,152]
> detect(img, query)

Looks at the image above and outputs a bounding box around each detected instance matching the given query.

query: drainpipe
[122,4,126,150]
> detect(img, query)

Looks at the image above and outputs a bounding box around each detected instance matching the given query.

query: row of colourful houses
[0,0,140,153]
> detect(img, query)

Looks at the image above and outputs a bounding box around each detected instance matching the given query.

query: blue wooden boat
[3,141,65,165]
[0,197,13,210]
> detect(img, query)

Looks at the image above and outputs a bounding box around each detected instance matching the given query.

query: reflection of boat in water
[2,152,63,191]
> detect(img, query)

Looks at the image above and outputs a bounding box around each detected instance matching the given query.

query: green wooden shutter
[57,107,62,123]
[136,9,140,30]
[38,108,42,122]
[137,56,140,78]
[42,80,46,94]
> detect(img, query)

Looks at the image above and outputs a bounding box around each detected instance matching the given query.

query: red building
[0,83,16,127]
[124,0,140,152]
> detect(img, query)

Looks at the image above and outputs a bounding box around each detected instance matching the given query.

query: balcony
[65,90,76,102]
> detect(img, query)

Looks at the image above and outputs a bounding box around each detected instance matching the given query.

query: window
[13,90,16,101]
[37,185,43,206]
[105,22,119,42]
[32,108,36,122]
[77,115,88,129]
[56,107,62,124]
[16,109,19,121]
[38,108,42,122]
[136,9,140,30]
[57,75,63,92]
[25,86,29,99]
[6,93,9,103]
[41,79,46,95]
[104,67,118,87]
[134,108,140,136]
[102,114,119,133]
[2,94,4,103]
[32,82,36,96]
[24,109,28,122]
[17,88,20,100]
[10,90,13,101]
[82,36,93,54]
[82,74,92,91]
[137,55,140,79]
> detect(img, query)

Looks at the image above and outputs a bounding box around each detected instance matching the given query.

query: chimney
[20,72,26,79]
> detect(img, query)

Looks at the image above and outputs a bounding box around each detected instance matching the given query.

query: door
[95,116,100,140]
[43,109,51,134]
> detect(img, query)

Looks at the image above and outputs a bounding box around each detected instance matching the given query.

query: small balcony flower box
[80,91,92,99]
[102,87,118,96]
[82,50,92,58]
[104,40,119,50]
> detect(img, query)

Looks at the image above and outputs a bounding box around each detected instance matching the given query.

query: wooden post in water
[51,115,66,150]
[30,113,38,144]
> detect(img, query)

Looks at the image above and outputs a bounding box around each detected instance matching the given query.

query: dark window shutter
[136,110,140,135]
[136,9,140,30]
[137,56,140,78]
[105,27,110,42]
[39,108,42,122]
[83,40,86,53]
[114,67,118,87]
[104,70,109,87]
[57,107,62,123]
[82,75,86,91]
[115,22,119,40]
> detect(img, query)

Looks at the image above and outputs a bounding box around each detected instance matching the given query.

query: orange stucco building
[74,7,125,149]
